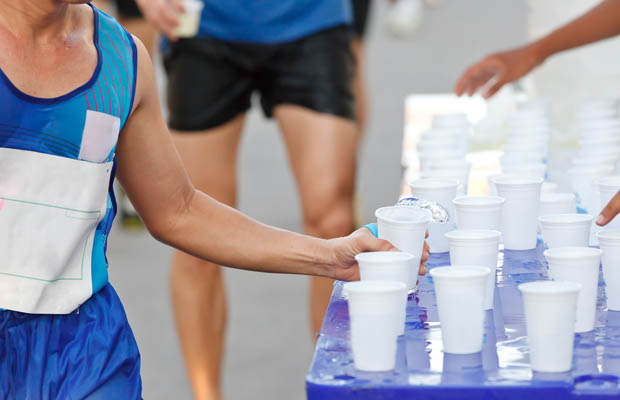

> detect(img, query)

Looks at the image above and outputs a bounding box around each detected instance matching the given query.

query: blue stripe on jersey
[0,4,137,302]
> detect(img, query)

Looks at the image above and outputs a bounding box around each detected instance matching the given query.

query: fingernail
[596,214,605,225]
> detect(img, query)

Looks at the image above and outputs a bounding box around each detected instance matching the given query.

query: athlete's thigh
[275,106,357,218]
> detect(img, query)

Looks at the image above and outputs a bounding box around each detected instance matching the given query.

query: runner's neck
[0,0,77,45]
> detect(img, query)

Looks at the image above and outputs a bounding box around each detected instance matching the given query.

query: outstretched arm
[115,38,428,280]
[455,0,620,98]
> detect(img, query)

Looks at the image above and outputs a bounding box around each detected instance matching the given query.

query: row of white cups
[346,98,620,374]
[346,176,620,374]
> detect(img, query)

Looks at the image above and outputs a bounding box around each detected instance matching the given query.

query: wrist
[528,39,552,66]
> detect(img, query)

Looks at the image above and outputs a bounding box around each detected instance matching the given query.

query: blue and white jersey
[0,5,137,314]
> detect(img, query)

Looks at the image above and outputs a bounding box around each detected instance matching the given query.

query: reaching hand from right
[454,45,544,99]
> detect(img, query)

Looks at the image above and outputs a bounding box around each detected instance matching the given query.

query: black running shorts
[164,25,356,132]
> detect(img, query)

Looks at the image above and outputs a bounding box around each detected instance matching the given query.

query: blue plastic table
[306,241,620,399]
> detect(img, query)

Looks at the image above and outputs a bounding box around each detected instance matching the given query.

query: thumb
[355,228,395,252]
[597,191,620,226]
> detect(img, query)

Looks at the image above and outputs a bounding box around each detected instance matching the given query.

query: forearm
[155,189,333,277]
[531,0,620,62]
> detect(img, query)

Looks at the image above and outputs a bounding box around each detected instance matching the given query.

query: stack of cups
[571,97,620,210]
[597,176,620,228]
[429,266,491,354]
[375,206,431,292]
[519,281,582,372]
[545,247,602,333]
[445,230,501,310]
[409,179,458,253]
[493,176,543,250]
[597,229,620,311]
[501,103,551,179]
[344,281,407,371]
[415,113,471,195]
[356,252,414,336]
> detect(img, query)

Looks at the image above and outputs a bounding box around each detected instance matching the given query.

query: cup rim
[355,251,415,264]
[445,229,502,242]
[597,176,620,190]
[518,280,582,295]
[544,246,602,260]
[492,176,544,187]
[452,195,504,208]
[540,193,575,203]
[375,206,432,227]
[538,214,593,226]
[596,229,620,242]
[429,265,491,280]
[343,281,406,295]
[409,178,460,191]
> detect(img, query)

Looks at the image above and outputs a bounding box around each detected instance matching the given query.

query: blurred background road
[108,1,528,398]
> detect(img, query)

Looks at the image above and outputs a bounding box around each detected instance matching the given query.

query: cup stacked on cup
[416,113,471,195]
[570,97,620,214]
[500,101,551,180]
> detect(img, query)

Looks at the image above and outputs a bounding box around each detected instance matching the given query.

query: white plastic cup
[409,179,459,253]
[519,281,581,372]
[173,0,204,38]
[452,196,504,231]
[544,247,602,333]
[432,113,469,130]
[502,163,546,180]
[418,151,465,171]
[500,152,546,166]
[424,158,470,172]
[541,182,559,194]
[344,281,406,371]
[445,230,501,310]
[494,176,543,250]
[420,167,471,196]
[487,173,518,196]
[356,251,415,336]
[569,165,614,213]
[539,193,577,218]
[539,214,593,248]
[375,206,431,291]
[429,266,491,354]
[572,155,618,170]
[597,229,620,311]
[597,176,620,228]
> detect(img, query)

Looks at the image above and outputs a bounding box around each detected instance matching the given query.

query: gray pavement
[108,1,528,399]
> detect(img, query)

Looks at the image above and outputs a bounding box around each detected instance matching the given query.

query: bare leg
[170,115,245,400]
[351,37,368,144]
[275,105,357,337]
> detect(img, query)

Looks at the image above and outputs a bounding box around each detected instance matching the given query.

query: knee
[304,195,355,239]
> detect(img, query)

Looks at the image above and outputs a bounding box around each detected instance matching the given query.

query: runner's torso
[197,0,352,43]
[0,5,137,314]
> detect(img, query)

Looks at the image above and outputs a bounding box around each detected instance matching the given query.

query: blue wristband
[363,223,378,238]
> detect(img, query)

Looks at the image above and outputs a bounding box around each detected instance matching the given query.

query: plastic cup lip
[343,280,406,295]
[429,265,491,280]
[568,165,615,175]
[597,176,620,190]
[181,0,204,11]
[445,229,502,242]
[452,195,504,208]
[409,178,460,191]
[540,192,576,204]
[538,214,593,226]
[544,246,603,260]
[375,206,432,227]
[518,280,582,295]
[492,176,544,188]
[541,182,559,192]
[355,251,415,264]
[596,229,620,243]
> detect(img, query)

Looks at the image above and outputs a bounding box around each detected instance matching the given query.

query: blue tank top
[197,0,352,43]
[0,5,137,303]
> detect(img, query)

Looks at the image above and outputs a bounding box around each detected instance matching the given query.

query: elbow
[144,187,195,246]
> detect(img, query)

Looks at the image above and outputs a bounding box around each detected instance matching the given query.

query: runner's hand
[326,228,430,282]
[135,0,184,41]
[454,45,543,99]
[597,191,620,226]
